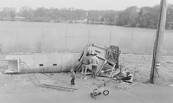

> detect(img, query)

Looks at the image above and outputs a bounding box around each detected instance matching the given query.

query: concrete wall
[4,53,80,73]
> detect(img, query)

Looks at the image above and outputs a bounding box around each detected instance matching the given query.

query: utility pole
[149,0,167,84]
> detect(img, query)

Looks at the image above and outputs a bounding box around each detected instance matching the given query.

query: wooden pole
[149,0,167,84]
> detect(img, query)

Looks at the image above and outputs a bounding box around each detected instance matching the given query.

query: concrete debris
[76,43,120,78]
[4,53,78,74]
[112,68,134,83]
[2,43,136,93]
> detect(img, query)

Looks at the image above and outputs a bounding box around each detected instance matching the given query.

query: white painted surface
[4,53,80,73]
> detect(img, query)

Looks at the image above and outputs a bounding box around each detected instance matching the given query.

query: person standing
[91,53,99,78]
[81,52,90,77]
[70,69,75,85]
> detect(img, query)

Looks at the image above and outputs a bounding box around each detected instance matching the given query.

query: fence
[0,23,173,55]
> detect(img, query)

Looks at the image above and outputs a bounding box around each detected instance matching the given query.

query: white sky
[0,0,172,11]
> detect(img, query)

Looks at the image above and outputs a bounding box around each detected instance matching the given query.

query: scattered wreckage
[75,43,121,78]
[75,43,133,83]
[4,43,120,78]
[4,43,132,82]
[3,43,133,92]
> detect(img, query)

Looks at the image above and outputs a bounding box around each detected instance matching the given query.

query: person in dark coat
[70,69,75,85]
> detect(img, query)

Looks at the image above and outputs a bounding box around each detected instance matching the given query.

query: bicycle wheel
[103,90,109,96]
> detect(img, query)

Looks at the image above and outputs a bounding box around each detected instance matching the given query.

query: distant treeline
[0,4,173,29]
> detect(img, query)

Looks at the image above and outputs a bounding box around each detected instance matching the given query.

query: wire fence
[0,26,173,55]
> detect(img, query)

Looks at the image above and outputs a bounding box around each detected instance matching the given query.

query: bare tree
[1,7,16,20]
[19,6,33,21]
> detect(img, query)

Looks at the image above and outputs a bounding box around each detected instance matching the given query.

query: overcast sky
[0,0,172,10]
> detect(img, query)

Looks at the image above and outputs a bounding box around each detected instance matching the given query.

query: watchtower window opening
[39,64,44,66]
[53,64,57,66]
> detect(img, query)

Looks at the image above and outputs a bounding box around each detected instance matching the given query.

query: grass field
[0,21,173,54]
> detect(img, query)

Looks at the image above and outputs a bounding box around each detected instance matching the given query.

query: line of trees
[0,7,87,22]
[117,5,173,29]
[0,4,173,29]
